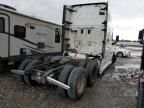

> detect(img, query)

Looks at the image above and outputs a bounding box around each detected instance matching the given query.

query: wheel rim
[76,73,86,95]
[118,53,123,57]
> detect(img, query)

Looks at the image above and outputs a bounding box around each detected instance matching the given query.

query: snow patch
[131,52,141,57]
[112,64,140,81]
[112,73,121,80]
[128,82,137,85]
[115,65,140,70]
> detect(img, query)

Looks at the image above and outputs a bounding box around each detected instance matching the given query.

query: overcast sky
[1,0,144,40]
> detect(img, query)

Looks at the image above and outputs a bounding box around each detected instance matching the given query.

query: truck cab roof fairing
[62,2,109,56]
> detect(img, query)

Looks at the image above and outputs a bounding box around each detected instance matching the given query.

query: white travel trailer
[12,2,117,100]
[0,4,62,69]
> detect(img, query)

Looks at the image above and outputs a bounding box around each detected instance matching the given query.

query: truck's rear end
[11,2,115,100]
[62,3,108,57]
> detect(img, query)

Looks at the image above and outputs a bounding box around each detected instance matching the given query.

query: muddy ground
[0,51,141,108]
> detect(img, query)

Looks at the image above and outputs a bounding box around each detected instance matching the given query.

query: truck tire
[117,52,123,57]
[93,59,101,76]
[67,67,87,100]
[86,61,98,86]
[58,65,74,96]
[18,59,32,70]
[44,56,52,62]
[78,60,88,68]
[18,59,33,83]
[24,60,41,86]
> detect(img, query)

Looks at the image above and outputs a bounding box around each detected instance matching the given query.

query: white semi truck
[0,4,62,71]
[12,2,117,100]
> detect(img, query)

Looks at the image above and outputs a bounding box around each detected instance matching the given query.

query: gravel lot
[0,52,141,108]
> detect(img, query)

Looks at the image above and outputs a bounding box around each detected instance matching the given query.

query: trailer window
[81,29,83,34]
[0,18,5,33]
[88,29,91,34]
[14,25,26,39]
[30,26,35,29]
[55,28,61,43]
[37,42,45,49]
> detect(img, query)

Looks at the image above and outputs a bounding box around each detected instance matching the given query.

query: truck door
[104,32,113,62]
[0,15,9,58]
[99,31,113,74]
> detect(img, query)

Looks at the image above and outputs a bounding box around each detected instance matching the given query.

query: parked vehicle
[12,2,117,100]
[0,4,62,71]
[114,46,131,57]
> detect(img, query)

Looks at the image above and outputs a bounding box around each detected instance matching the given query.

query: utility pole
[137,29,144,108]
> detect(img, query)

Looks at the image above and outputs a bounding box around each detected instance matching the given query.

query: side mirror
[138,30,144,44]
[14,25,26,39]
[116,35,119,42]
